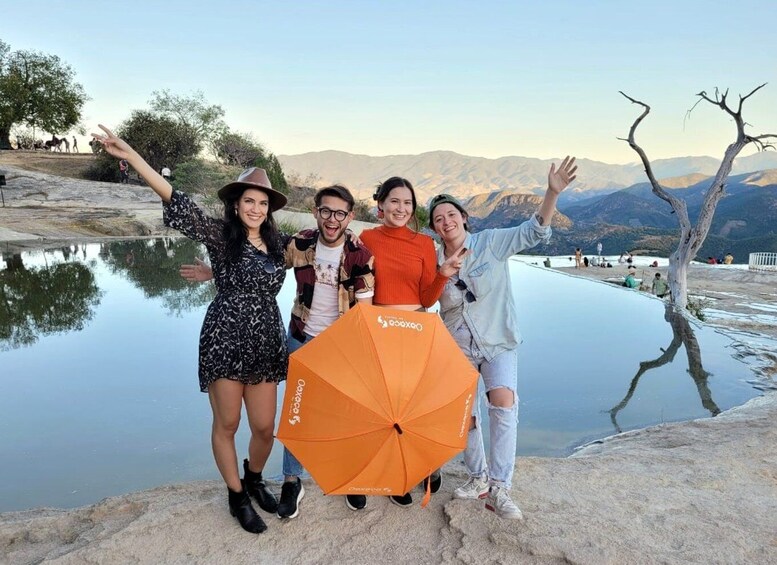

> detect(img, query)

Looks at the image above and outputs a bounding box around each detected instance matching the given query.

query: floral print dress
[163,190,288,392]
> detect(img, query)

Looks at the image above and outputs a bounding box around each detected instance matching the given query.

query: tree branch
[619,91,689,222]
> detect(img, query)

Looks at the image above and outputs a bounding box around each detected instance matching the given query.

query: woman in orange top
[359,176,465,506]
[360,177,463,311]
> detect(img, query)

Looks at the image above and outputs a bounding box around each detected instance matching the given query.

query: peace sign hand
[91,124,136,161]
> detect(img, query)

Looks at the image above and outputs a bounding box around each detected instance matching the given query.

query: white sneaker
[485,486,523,520]
[453,476,489,500]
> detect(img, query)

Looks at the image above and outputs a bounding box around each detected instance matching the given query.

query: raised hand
[91,123,173,201]
[91,124,136,161]
[180,257,214,283]
[548,156,577,195]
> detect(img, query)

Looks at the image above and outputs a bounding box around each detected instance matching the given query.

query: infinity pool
[0,239,759,511]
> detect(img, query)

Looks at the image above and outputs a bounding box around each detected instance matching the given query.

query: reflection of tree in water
[0,253,103,350]
[608,303,721,433]
[99,238,215,316]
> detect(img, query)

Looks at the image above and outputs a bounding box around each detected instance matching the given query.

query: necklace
[248,235,265,249]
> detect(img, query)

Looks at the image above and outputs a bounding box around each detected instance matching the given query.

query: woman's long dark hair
[222,189,284,263]
[373,176,420,231]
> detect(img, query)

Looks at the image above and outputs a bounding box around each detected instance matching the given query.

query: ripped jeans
[452,323,519,489]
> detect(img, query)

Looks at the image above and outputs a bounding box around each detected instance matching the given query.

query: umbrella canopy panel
[277,304,479,495]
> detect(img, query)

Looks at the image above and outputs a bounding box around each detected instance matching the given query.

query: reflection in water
[0,243,760,511]
[608,303,722,433]
[0,252,102,350]
[99,238,215,316]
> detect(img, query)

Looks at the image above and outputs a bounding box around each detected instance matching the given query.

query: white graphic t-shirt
[304,241,344,337]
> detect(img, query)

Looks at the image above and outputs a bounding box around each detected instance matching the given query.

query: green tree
[119,110,200,172]
[0,254,102,350]
[262,152,289,194]
[415,205,429,228]
[210,129,289,194]
[211,130,265,168]
[0,40,88,149]
[98,238,214,316]
[149,89,227,146]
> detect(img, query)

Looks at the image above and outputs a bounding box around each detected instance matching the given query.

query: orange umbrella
[276,304,478,502]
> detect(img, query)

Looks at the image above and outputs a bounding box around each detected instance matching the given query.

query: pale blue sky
[4,1,776,163]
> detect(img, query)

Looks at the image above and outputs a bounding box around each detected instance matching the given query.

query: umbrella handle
[420,471,432,508]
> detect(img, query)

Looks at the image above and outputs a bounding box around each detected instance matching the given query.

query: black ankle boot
[228,483,267,534]
[243,459,278,513]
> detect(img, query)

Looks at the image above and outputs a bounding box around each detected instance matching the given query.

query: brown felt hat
[217,167,287,211]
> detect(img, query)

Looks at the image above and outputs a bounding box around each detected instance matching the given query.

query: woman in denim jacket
[428,157,577,520]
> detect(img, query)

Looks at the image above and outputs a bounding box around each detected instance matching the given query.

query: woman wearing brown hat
[92,125,288,534]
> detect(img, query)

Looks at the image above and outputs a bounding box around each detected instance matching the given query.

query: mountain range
[278,150,777,206]
[278,150,777,260]
[470,170,777,259]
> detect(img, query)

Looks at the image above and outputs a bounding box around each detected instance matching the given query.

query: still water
[0,239,759,511]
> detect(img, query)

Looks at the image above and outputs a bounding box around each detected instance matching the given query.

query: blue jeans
[282,331,313,478]
[452,323,519,489]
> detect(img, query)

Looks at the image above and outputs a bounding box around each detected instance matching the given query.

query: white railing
[749,252,777,272]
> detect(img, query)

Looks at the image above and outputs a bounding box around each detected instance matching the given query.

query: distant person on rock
[652,273,669,298]
[596,241,603,257]
[543,257,551,268]
[723,253,734,265]
[575,247,582,268]
[72,137,78,153]
[119,159,129,183]
[624,267,639,288]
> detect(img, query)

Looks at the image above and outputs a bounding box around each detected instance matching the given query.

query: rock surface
[2,165,776,564]
[2,394,775,564]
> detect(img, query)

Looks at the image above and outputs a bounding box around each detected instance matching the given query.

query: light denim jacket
[436,215,551,362]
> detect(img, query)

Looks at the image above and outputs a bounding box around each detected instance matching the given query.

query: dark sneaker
[422,471,442,494]
[345,494,366,511]
[389,492,413,507]
[277,478,305,519]
[243,459,278,514]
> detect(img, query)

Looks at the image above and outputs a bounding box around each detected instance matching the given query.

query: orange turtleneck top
[360,225,449,308]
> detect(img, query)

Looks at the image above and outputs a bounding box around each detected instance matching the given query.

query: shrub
[83,154,121,182]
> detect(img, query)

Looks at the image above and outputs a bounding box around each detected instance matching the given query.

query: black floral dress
[163,190,289,392]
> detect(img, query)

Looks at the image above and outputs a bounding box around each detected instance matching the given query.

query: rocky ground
[2,158,776,564]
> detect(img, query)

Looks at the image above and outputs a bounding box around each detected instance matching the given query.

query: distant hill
[278,150,777,206]
[522,170,777,259]
[466,193,573,231]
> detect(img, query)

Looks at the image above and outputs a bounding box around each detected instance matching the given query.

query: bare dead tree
[619,85,776,310]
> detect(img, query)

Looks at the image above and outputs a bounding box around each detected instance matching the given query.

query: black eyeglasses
[316,207,348,221]
[455,278,476,303]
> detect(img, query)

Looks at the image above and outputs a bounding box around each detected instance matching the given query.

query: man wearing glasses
[278,184,376,518]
